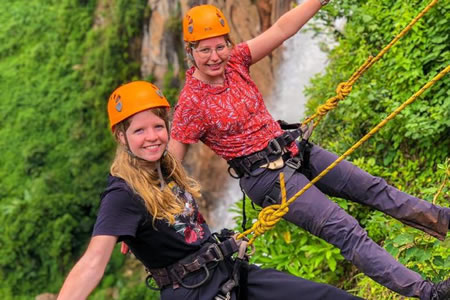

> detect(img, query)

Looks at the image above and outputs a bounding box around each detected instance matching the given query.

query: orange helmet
[107,81,170,131]
[183,5,230,42]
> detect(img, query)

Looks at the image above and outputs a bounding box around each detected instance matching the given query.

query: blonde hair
[110,108,201,224]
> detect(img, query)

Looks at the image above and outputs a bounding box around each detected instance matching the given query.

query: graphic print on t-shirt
[170,184,206,243]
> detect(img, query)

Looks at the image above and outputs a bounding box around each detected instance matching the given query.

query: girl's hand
[121,242,130,254]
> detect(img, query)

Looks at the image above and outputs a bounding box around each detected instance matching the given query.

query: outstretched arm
[169,139,190,163]
[247,0,324,64]
[57,235,118,300]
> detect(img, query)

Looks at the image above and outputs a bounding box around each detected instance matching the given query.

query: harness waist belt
[147,238,239,289]
[227,129,302,177]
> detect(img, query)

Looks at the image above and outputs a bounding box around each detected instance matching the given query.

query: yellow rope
[302,0,439,128]
[238,65,450,244]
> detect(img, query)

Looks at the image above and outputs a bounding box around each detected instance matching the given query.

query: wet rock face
[141,0,292,222]
[141,1,182,85]
[141,0,291,96]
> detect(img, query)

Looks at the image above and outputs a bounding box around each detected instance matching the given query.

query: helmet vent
[114,95,122,112]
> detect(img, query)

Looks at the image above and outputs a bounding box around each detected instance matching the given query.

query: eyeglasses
[193,43,230,59]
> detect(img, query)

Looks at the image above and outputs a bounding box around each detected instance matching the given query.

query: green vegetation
[0,0,447,299]
[235,1,449,299]
[0,0,156,298]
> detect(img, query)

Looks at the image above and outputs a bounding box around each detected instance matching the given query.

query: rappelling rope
[302,0,439,128]
[238,65,450,245]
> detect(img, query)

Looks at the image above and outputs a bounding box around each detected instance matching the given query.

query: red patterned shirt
[171,43,298,161]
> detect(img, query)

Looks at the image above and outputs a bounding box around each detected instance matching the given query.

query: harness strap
[146,237,239,290]
[265,139,313,205]
[227,126,303,178]
[217,241,250,300]
[264,163,297,205]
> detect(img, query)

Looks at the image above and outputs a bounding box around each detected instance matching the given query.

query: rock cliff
[140,0,293,223]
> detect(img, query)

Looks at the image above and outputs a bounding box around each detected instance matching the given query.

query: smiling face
[191,35,231,83]
[119,109,169,166]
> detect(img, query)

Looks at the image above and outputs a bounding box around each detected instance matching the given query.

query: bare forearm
[57,258,105,300]
[248,0,324,64]
[273,0,322,41]
[168,139,189,163]
[57,236,117,300]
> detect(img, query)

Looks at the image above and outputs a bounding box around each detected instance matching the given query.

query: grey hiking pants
[240,143,450,299]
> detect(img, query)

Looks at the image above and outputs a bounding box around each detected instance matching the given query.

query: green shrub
[0,0,147,297]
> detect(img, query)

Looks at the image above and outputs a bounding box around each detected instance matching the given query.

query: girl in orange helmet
[169,2,450,300]
[57,81,363,300]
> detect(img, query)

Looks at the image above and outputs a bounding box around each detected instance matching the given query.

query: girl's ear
[118,131,126,146]
[187,51,194,62]
[186,45,195,62]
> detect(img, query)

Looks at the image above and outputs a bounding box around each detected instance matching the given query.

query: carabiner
[171,264,211,289]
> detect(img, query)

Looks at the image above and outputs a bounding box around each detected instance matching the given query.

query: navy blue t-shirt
[93,175,211,269]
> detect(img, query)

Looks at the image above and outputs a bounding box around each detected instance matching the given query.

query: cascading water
[210,15,336,232]
[268,27,333,123]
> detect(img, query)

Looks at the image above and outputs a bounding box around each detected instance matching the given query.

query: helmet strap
[120,130,147,162]
[156,160,166,191]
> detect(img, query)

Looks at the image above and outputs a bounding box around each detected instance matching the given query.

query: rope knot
[336,82,352,99]
[316,97,338,115]
[254,204,289,235]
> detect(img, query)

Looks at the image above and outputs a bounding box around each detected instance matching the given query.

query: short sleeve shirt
[171,42,298,160]
[93,175,211,269]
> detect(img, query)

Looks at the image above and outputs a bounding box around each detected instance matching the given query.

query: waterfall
[268,26,332,123]
[209,18,335,232]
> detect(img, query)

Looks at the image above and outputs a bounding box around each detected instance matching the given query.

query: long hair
[110,107,201,224]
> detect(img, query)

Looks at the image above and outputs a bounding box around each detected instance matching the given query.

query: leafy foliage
[0,0,148,298]
[232,201,348,284]
[234,0,449,299]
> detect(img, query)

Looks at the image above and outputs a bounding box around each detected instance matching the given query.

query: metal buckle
[227,165,242,179]
[267,139,282,155]
[285,157,301,169]
[170,264,210,289]
[300,123,314,141]
[208,243,224,262]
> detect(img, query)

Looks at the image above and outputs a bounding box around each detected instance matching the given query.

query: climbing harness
[262,122,314,206]
[145,229,252,300]
[227,120,313,179]
[215,232,252,300]
[145,231,237,290]
[228,120,314,230]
